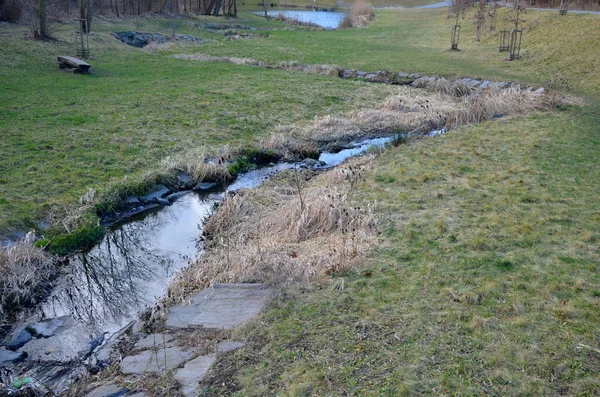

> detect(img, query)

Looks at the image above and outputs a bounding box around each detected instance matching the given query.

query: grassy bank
[200,104,600,396]
[0,15,399,238]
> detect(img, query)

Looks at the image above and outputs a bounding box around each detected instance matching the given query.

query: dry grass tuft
[0,241,54,318]
[444,88,565,130]
[168,156,379,302]
[161,148,232,184]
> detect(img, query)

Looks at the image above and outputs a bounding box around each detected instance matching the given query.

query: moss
[45,218,105,256]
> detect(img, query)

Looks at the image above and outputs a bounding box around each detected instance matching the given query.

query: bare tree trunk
[38,0,47,38]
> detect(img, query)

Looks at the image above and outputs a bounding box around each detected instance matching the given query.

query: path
[407,0,600,14]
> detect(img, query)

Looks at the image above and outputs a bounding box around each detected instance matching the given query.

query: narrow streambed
[0,135,394,393]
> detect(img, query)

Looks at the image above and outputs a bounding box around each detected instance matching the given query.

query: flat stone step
[174,354,216,396]
[120,347,195,375]
[166,284,273,330]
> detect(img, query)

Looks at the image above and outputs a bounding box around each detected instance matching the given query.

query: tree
[448,0,470,50]
[474,0,486,41]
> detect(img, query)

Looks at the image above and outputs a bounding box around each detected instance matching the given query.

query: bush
[352,0,374,20]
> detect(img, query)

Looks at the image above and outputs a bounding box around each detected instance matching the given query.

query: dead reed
[167,156,379,303]
[0,240,54,318]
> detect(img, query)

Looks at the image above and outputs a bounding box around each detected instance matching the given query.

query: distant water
[257,9,345,29]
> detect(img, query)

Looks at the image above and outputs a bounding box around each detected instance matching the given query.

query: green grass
[204,105,600,396]
[0,15,400,237]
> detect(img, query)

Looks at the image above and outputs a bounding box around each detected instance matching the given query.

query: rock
[340,69,353,78]
[156,198,171,206]
[27,316,66,338]
[408,73,421,78]
[166,191,190,203]
[300,158,325,169]
[0,348,27,368]
[86,383,128,397]
[216,341,245,354]
[120,204,160,219]
[194,182,218,191]
[134,334,175,350]
[495,81,510,89]
[397,72,409,77]
[20,317,100,362]
[120,347,195,375]
[533,87,545,95]
[355,70,367,77]
[166,284,273,330]
[365,73,378,80]
[126,197,141,205]
[479,80,491,89]
[208,193,224,202]
[174,354,216,396]
[6,328,33,350]
[467,79,481,88]
[127,393,150,397]
[140,184,170,203]
[177,173,193,187]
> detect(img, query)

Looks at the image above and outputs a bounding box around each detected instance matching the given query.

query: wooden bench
[57,55,91,74]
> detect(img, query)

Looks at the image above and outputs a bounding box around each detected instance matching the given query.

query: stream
[0,135,394,393]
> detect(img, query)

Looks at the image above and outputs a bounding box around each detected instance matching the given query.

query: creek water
[1,136,394,392]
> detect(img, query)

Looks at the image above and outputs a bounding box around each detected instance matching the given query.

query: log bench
[57,56,91,74]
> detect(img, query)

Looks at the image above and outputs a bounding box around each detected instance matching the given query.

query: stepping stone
[166,284,273,330]
[27,316,66,338]
[166,191,190,202]
[0,348,27,369]
[6,328,33,350]
[216,341,245,354]
[86,383,128,397]
[20,317,100,362]
[194,182,217,191]
[174,354,216,396]
[140,184,170,202]
[120,347,194,375]
[134,334,175,350]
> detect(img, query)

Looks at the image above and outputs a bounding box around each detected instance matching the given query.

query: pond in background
[253,8,345,29]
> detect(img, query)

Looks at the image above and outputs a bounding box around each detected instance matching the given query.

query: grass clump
[340,0,375,28]
[0,241,55,319]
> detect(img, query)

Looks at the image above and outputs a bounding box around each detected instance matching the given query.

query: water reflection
[37,194,213,333]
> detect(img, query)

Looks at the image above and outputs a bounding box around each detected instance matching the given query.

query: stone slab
[7,328,33,350]
[28,316,66,338]
[134,334,175,350]
[86,383,128,397]
[20,317,100,362]
[0,348,27,368]
[140,184,170,202]
[216,341,245,354]
[174,354,216,396]
[120,347,194,375]
[166,284,273,331]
